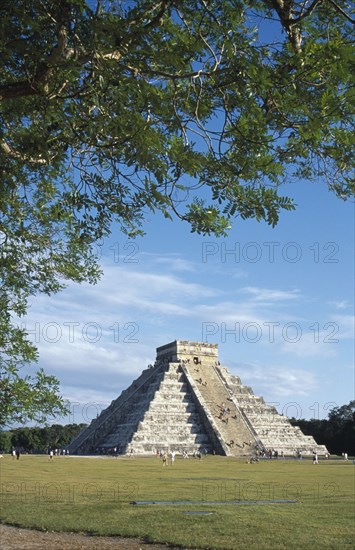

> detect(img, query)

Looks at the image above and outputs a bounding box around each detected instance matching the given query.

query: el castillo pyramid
[68,341,327,457]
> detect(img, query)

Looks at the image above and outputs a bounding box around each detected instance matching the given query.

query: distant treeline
[290,400,354,455]
[0,423,87,453]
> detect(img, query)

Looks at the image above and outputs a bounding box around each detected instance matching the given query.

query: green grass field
[0,454,354,549]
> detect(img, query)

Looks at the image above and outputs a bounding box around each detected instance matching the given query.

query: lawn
[0,454,354,549]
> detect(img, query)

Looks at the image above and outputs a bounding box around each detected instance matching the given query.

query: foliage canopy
[0,0,354,425]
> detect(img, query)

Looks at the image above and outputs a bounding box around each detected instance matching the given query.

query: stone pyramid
[68,341,328,457]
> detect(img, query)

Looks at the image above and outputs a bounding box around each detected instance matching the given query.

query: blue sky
[22,177,354,425]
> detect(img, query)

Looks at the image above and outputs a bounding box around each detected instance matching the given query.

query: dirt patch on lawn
[0,524,185,549]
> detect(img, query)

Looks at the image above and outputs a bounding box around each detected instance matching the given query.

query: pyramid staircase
[68,341,328,457]
[181,362,257,456]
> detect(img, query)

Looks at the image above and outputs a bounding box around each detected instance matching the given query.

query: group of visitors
[160,450,175,466]
[157,447,209,465]
[217,402,231,423]
[47,447,69,459]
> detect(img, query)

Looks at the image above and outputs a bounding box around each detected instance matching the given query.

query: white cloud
[277,314,354,358]
[151,254,197,272]
[233,362,318,399]
[240,286,302,303]
[327,300,351,310]
[279,329,338,358]
[330,314,355,339]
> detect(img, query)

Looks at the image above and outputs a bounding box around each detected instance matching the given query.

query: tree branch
[0,141,47,164]
[327,0,355,24]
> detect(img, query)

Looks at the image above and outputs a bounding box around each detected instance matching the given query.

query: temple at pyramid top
[156,340,218,363]
[68,341,328,457]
